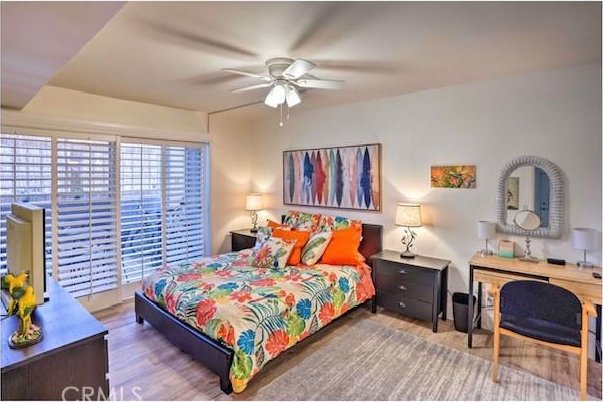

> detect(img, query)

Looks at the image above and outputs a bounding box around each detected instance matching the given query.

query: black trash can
[452,292,476,333]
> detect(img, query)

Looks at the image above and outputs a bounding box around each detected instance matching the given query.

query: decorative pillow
[301,231,333,266]
[272,228,311,265]
[317,214,362,232]
[255,226,272,247]
[320,227,364,266]
[252,237,295,269]
[283,210,321,231]
[267,219,292,229]
[256,221,293,248]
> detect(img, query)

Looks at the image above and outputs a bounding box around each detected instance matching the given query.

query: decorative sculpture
[1,272,43,348]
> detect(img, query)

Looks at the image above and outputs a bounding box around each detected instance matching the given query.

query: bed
[134,221,382,394]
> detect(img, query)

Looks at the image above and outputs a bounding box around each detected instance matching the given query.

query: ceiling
[5,2,602,120]
[1,1,124,109]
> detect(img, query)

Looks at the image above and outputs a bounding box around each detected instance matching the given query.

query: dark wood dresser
[371,250,450,332]
[1,279,109,400]
[231,229,257,251]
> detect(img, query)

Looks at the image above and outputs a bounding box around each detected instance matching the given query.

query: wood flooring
[94,300,602,400]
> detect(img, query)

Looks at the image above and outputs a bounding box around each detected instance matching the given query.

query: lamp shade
[395,203,422,227]
[264,84,286,108]
[286,86,301,107]
[477,221,496,239]
[572,228,598,250]
[245,194,263,211]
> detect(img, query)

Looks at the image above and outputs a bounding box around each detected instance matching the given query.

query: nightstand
[230,229,258,251]
[371,250,450,332]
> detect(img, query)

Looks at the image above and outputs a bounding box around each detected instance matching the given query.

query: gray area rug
[253,319,585,400]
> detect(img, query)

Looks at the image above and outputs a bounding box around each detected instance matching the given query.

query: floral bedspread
[142,249,375,393]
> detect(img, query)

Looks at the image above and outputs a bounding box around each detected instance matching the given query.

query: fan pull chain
[279,104,284,127]
[286,103,290,120]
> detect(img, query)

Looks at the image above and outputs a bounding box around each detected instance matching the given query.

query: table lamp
[572,228,598,268]
[477,221,496,256]
[245,194,263,233]
[396,203,422,258]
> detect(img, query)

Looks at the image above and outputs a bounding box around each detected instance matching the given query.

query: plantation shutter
[165,146,206,265]
[120,143,163,283]
[56,138,118,297]
[0,134,52,275]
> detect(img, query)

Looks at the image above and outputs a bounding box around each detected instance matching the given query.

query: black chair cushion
[500,313,581,347]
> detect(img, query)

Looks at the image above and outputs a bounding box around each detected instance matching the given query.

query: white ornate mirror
[497,156,563,238]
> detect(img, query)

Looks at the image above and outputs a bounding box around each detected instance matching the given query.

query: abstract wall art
[430,165,477,189]
[283,144,381,211]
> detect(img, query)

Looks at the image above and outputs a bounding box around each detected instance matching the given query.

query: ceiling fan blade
[295,79,344,90]
[231,83,273,94]
[283,59,316,80]
[222,68,272,82]
[135,19,257,58]
[311,59,398,74]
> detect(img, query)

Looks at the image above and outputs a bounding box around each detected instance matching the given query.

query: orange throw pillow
[272,228,310,265]
[320,227,363,266]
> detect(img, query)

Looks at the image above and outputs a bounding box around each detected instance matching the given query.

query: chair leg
[493,326,500,382]
[492,285,501,383]
[579,346,587,401]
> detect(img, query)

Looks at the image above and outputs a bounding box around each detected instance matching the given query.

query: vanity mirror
[496,156,563,238]
[514,209,541,262]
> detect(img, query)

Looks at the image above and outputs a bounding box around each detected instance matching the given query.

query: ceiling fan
[223,57,344,125]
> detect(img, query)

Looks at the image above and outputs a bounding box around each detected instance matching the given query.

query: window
[165,146,206,265]
[0,134,52,275]
[56,138,118,298]
[120,144,163,283]
[120,142,208,281]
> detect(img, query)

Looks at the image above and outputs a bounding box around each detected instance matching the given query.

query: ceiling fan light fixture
[265,83,286,108]
[223,58,344,126]
[286,86,301,107]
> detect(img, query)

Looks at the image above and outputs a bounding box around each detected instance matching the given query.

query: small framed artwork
[283,143,381,211]
[430,165,477,189]
[506,177,519,210]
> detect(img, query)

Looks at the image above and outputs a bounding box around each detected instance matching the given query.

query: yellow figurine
[2,272,43,348]
[3,272,28,315]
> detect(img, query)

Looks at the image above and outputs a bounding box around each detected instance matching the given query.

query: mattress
[142,248,375,393]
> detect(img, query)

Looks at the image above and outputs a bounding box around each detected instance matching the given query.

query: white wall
[249,63,602,295]
[207,113,253,253]
[3,86,252,254]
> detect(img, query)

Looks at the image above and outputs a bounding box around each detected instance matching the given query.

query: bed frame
[134,221,382,394]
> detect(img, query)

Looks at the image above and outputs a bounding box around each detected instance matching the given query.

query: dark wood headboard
[280,215,383,267]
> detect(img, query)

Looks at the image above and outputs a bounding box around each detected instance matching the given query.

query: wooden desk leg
[468,265,474,348]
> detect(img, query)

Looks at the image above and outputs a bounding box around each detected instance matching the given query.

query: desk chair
[491,280,597,400]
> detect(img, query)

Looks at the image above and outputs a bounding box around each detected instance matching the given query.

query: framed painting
[430,165,477,189]
[283,143,381,211]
